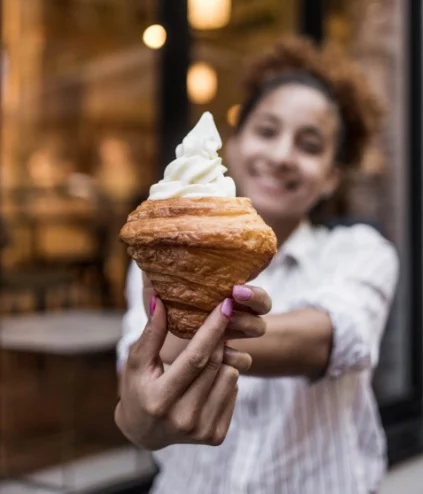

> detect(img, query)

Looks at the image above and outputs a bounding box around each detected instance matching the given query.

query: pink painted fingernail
[221,298,233,318]
[233,285,252,301]
[149,295,156,316]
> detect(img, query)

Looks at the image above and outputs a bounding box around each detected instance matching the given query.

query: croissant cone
[120,197,277,339]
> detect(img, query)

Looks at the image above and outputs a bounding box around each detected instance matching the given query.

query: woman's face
[225,84,341,223]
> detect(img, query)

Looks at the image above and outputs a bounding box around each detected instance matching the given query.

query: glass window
[0,0,158,488]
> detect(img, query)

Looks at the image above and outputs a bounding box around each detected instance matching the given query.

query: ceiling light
[142,24,167,50]
[188,0,231,30]
[187,62,218,104]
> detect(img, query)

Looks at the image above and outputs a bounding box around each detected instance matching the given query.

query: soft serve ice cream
[149,112,236,200]
[120,111,277,339]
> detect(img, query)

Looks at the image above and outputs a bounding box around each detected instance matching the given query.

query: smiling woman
[226,84,340,229]
[224,35,382,240]
[118,35,399,494]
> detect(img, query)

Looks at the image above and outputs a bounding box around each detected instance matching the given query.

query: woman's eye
[255,126,277,138]
[299,139,323,155]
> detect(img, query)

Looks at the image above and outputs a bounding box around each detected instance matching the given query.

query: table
[0,310,123,354]
[0,310,130,486]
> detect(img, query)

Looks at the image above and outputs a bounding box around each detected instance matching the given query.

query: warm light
[187,62,218,104]
[142,24,167,49]
[188,0,231,30]
[227,104,241,127]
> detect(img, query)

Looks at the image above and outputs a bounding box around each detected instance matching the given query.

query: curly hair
[237,35,384,169]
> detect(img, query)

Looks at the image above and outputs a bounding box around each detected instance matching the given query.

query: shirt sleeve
[116,261,148,373]
[290,225,399,379]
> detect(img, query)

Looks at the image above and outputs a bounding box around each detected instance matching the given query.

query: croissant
[120,197,277,338]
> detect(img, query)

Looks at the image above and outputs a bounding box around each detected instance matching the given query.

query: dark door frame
[157,0,190,177]
[299,0,324,42]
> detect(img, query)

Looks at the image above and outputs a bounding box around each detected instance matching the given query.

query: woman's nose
[269,136,297,170]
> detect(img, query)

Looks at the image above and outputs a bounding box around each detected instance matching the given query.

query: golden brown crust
[120,197,277,338]
[121,197,276,252]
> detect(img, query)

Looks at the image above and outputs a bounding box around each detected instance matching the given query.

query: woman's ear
[321,166,341,199]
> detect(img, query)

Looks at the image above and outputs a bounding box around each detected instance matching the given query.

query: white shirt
[117,223,399,494]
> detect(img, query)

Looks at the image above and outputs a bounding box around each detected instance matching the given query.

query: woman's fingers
[223,345,252,373]
[116,293,246,451]
[232,285,272,315]
[126,296,167,373]
[212,386,238,446]
[226,311,266,339]
[194,364,239,444]
[169,342,224,433]
[226,284,270,339]
[157,299,232,405]
[162,343,248,443]
[164,345,249,442]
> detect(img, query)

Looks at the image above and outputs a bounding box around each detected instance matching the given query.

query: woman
[116,36,399,494]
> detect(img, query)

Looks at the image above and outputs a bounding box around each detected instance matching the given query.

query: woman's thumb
[131,296,168,364]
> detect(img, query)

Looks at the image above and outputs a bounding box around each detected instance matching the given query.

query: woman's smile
[248,163,302,196]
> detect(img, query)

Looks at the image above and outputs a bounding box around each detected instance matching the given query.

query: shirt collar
[273,221,317,266]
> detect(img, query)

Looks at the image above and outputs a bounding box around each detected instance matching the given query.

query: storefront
[0,0,422,492]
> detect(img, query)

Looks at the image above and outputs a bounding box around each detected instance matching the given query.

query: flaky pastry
[120,197,277,338]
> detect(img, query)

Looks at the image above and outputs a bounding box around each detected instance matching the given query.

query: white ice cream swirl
[148,112,236,200]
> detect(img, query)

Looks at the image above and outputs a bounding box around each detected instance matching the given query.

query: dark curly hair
[236,35,384,170]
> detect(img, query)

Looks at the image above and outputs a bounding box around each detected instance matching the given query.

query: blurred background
[0,0,422,492]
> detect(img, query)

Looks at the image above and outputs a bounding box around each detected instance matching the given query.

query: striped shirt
[117,222,399,494]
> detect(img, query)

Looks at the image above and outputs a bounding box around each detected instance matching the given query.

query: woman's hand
[225,285,272,340]
[115,296,251,451]
[143,272,271,341]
